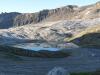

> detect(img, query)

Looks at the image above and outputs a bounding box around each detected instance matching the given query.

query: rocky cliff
[0,12,20,29]
[13,5,78,27]
[0,2,99,29]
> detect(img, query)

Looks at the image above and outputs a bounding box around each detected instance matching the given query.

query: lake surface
[13,42,79,51]
[25,47,60,51]
[13,43,61,51]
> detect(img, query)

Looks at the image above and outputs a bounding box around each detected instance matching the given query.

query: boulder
[47,67,70,75]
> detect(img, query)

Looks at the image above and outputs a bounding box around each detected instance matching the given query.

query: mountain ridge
[0,2,99,29]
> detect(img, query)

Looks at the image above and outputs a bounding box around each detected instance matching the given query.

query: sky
[0,0,99,13]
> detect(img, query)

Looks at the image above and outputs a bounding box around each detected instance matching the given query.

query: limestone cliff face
[13,5,78,27]
[13,10,50,26]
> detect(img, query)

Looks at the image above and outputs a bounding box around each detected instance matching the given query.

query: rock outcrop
[0,12,20,29]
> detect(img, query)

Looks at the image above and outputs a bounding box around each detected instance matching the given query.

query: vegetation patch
[71,33,100,48]
[65,25,100,48]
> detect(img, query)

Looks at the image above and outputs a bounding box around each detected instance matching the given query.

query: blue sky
[0,0,99,13]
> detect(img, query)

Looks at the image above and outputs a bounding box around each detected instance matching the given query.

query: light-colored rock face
[0,18,99,46]
[47,67,70,75]
[75,3,100,19]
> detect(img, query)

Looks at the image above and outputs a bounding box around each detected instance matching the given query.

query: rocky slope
[67,24,100,48]
[0,18,99,46]
[13,1,100,27]
[13,5,78,27]
[0,2,99,29]
[14,1,100,27]
[0,2,99,48]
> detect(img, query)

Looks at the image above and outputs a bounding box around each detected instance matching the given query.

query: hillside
[13,1,100,27]
[0,18,99,47]
[0,1,99,75]
[0,1,99,29]
[66,24,100,48]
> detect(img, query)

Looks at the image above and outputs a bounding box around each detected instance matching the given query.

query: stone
[47,67,70,75]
